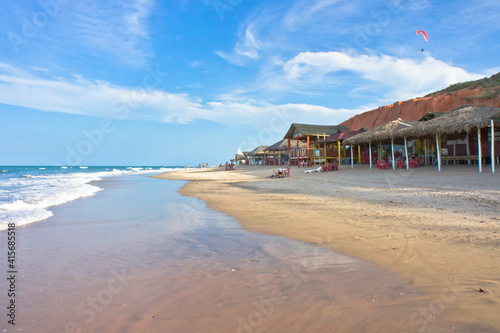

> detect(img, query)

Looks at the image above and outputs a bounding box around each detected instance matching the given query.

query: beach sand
[156,164,500,331]
[3,174,447,332]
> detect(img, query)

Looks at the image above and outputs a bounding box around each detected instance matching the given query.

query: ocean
[0,165,182,230]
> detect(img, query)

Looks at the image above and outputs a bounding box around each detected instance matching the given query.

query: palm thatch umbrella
[396,105,500,172]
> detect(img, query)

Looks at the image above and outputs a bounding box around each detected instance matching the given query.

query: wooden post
[391,138,395,170]
[379,140,382,160]
[350,145,354,168]
[492,120,495,174]
[358,145,361,165]
[404,137,409,171]
[324,133,327,165]
[478,127,482,173]
[287,138,291,166]
[306,136,310,166]
[296,135,299,166]
[436,134,442,172]
[424,138,428,166]
[337,140,341,167]
[466,131,470,165]
[453,139,456,162]
[369,142,372,169]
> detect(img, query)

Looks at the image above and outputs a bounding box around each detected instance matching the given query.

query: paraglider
[416,30,428,42]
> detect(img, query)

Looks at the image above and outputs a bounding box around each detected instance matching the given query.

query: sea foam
[0,166,178,231]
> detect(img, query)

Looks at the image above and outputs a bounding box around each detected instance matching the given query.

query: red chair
[377,160,389,169]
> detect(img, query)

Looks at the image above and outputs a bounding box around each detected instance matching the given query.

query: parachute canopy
[416,30,428,41]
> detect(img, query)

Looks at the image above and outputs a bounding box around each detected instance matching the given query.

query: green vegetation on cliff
[425,72,500,99]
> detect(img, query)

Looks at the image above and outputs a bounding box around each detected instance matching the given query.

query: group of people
[184,163,209,169]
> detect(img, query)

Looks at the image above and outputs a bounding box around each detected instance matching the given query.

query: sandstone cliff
[340,72,500,130]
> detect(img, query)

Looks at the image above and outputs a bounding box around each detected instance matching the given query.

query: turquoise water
[0,165,182,230]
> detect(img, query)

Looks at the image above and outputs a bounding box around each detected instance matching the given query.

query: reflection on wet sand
[8,176,449,332]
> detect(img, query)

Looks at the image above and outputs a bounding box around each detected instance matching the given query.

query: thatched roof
[344,119,418,145]
[312,129,366,144]
[247,145,269,157]
[234,153,247,161]
[397,105,500,139]
[284,123,349,139]
[490,111,500,122]
[263,139,307,152]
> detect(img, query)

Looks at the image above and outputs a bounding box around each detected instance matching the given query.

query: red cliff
[340,74,500,130]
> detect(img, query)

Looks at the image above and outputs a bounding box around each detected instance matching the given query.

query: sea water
[0,165,182,230]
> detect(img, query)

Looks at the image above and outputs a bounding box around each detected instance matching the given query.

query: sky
[0,0,499,166]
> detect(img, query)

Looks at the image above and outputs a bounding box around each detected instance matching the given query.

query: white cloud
[31,66,49,72]
[71,0,154,67]
[283,0,344,28]
[216,24,262,66]
[283,51,485,100]
[0,63,358,127]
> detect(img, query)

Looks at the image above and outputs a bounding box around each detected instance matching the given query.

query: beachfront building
[344,119,419,170]
[396,105,500,173]
[232,149,249,165]
[344,105,500,173]
[246,145,269,165]
[283,123,349,166]
[262,139,307,166]
[310,129,366,166]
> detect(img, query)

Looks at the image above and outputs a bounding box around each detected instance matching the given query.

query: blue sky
[0,0,499,166]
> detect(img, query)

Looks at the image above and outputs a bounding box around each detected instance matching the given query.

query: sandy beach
[156,164,500,331]
[4,173,446,333]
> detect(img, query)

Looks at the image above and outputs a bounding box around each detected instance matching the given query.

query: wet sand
[156,165,500,332]
[0,174,445,332]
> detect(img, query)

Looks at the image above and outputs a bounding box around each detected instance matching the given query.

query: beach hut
[246,145,269,165]
[396,105,500,173]
[263,139,306,166]
[311,130,366,167]
[344,119,419,170]
[283,123,349,166]
[233,149,249,165]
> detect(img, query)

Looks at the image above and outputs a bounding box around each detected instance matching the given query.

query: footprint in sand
[352,236,366,241]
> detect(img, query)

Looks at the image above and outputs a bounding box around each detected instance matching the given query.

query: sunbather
[267,169,284,178]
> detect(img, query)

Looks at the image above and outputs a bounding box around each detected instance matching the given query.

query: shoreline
[4,173,438,332]
[155,165,500,330]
